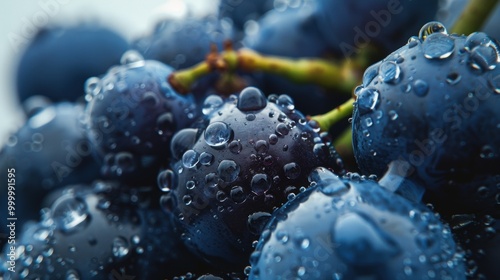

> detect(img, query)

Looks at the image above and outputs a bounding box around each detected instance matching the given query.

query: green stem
[310,98,355,132]
[451,0,499,35]
[333,127,353,159]
[233,49,364,93]
[168,47,374,95]
[168,61,212,94]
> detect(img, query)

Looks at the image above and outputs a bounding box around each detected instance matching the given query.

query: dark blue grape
[0,183,203,279]
[0,102,99,235]
[16,24,129,103]
[315,0,438,56]
[84,51,198,185]
[163,87,344,271]
[352,25,500,216]
[132,16,233,70]
[244,4,328,59]
[249,168,465,279]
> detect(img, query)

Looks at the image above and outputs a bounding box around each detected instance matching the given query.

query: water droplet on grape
[423,33,454,60]
[202,95,224,115]
[251,174,271,195]
[379,61,401,83]
[112,236,130,259]
[217,160,240,183]
[283,162,301,179]
[237,87,267,111]
[120,50,144,65]
[204,121,233,148]
[355,88,380,115]
[413,79,429,96]
[182,149,199,168]
[51,196,89,233]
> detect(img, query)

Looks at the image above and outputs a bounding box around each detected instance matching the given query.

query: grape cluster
[1,1,499,279]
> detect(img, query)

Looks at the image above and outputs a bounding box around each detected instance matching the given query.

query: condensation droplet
[112,236,130,259]
[204,121,233,148]
[413,79,429,96]
[199,152,214,166]
[379,61,401,83]
[182,149,199,168]
[120,50,144,65]
[202,95,224,115]
[251,174,271,195]
[51,196,89,233]
[157,169,175,192]
[237,87,267,111]
[423,33,455,60]
[355,88,380,115]
[283,162,301,179]
[217,160,240,183]
[228,140,243,154]
[419,21,447,40]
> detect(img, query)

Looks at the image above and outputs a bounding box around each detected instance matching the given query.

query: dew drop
[84,77,102,98]
[283,162,301,179]
[182,149,199,168]
[364,117,373,127]
[199,152,214,166]
[228,140,243,154]
[248,212,272,235]
[217,160,240,183]
[419,21,447,40]
[156,112,175,135]
[202,95,224,115]
[251,174,271,195]
[379,61,401,83]
[469,45,498,71]
[112,236,130,259]
[157,169,175,192]
[388,110,399,120]
[170,128,198,160]
[237,87,267,111]
[488,73,500,93]
[464,32,493,51]
[246,114,256,121]
[275,123,289,136]
[66,270,80,280]
[408,36,420,48]
[183,195,193,205]
[34,228,51,241]
[423,33,455,60]
[276,94,295,111]
[141,91,160,107]
[355,88,380,115]
[268,134,278,145]
[413,79,429,96]
[51,196,89,233]
[446,73,461,85]
[230,186,246,204]
[204,121,233,148]
[254,140,269,154]
[120,50,144,65]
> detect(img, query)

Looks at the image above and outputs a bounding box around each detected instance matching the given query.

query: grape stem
[333,127,353,156]
[310,98,354,132]
[168,43,374,95]
[451,0,499,35]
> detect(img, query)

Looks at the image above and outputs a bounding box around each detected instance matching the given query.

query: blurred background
[0,0,216,145]
[2,0,500,147]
